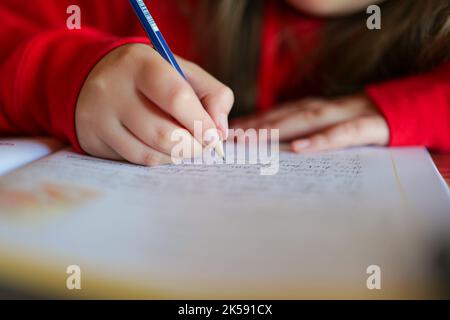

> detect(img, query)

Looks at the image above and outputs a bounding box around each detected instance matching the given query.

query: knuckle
[216,86,235,107]
[322,132,334,144]
[77,138,94,156]
[167,85,193,114]
[311,105,332,119]
[352,120,366,133]
[75,107,93,129]
[116,44,142,64]
[185,60,201,72]
[117,46,135,60]
[87,76,109,95]
[302,110,317,122]
[141,152,159,167]
[154,126,174,147]
[343,121,362,136]
[312,134,328,146]
[326,131,341,145]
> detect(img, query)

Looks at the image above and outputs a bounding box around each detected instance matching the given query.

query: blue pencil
[129,0,186,78]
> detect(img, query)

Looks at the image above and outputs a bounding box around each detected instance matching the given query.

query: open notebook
[0,138,62,176]
[0,137,449,299]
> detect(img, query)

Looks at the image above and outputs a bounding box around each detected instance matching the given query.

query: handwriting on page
[14,150,363,204]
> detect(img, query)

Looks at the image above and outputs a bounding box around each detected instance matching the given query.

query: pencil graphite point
[215,141,225,159]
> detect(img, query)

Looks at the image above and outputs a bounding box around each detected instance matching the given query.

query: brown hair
[185,0,450,115]
[194,0,264,116]
[318,0,450,96]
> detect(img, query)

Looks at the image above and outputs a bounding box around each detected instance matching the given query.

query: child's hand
[231,93,389,153]
[76,44,233,165]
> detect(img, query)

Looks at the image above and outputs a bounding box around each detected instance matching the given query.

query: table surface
[432,153,450,187]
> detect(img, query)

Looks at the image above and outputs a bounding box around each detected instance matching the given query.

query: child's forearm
[0,28,149,150]
[0,0,145,149]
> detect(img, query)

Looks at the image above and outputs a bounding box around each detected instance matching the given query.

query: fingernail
[294,139,311,152]
[192,138,204,159]
[203,128,221,149]
[218,113,229,140]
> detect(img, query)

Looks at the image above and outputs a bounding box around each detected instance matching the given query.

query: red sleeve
[0,1,149,152]
[366,62,450,153]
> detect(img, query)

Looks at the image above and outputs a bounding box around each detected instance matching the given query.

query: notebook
[0,138,449,299]
[0,137,62,176]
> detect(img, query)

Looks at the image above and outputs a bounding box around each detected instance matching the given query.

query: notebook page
[0,137,63,176]
[0,146,449,298]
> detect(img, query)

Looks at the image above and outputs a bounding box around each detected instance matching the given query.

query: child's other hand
[286,0,385,16]
[231,93,389,153]
[76,44,234,165]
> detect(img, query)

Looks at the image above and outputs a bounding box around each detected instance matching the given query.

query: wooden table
[432,153,450,187]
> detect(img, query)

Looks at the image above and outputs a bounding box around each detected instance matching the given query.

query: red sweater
[1,0,449,152]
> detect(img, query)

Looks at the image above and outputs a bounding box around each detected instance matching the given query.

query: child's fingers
[291,116,389,153]
[79,134,123,161]
[232,99,322,130]
[231,113,267,131]
[100,120,177,166]
[180,58,234,139]
[136,50,220,146]
[260,104,356,141]
[121,97,203,158]
[232,109,297,131]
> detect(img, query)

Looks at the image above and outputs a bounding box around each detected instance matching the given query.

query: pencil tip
[215,141,225,159]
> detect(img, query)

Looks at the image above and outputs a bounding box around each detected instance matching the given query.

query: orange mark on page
[0,182,100,219]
